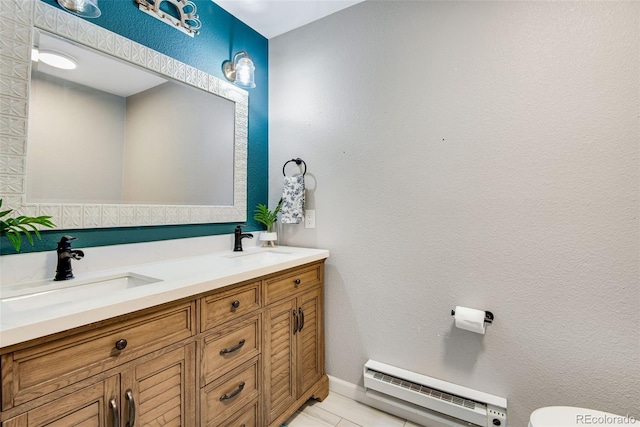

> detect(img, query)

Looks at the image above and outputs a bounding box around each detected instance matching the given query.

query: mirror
[29,31,235,206]
[0,2,248,228]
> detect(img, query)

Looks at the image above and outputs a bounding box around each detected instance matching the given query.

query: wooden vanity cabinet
[263,265,326,427]
[0,260,327,427]
[198,280,263,427]
[1,336,196,427]
[1,301,196,410]
[2,377,119,427]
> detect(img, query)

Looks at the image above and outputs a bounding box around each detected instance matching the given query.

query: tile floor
[283,391,423,427]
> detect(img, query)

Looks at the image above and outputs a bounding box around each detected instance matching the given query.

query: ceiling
[213,0,365,39]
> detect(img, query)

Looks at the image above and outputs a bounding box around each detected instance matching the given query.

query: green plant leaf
[0,199,55,252]
[5,231,21,252]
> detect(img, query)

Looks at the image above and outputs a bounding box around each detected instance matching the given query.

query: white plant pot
[260,232,277,247]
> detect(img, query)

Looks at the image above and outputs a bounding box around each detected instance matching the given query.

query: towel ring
[282,158,307,177]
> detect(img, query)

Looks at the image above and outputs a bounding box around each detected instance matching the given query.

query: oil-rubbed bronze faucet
[233,225,253,252]
[54,235,84,281]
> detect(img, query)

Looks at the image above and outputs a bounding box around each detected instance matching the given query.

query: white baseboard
[327,375,366,401]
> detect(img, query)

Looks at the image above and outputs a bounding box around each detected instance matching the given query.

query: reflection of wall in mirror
[27,70,126,204]
[123,81,235,206]
[26,73,235,206]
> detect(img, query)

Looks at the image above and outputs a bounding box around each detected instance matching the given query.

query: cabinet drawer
[219,399,259,427]
[201,314,261,387]
[201,357,260,427]
[265,263,322,304]
[201,281,261,331]
[1,301,195,409]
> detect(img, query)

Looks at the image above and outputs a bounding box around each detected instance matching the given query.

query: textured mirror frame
[0,0,248,229]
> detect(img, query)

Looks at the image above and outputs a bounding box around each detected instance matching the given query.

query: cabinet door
[263,298,297,424]
[2,376,119,427]
[296,287,323,398]
[121,344,196,427]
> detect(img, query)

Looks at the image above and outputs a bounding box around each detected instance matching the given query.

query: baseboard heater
[363,360,507,427]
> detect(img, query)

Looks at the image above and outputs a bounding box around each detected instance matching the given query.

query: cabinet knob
[115,339,128,351]
[231,300,240,309]
[294,279,301,286]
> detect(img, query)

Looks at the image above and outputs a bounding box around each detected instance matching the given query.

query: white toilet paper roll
[454,306,486,334]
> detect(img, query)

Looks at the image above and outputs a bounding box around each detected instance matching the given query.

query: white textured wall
[269,2,639,425]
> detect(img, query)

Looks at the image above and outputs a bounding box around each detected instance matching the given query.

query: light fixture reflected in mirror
[57,0,101,18]
[32,49,77,70]
[222,51,256,89]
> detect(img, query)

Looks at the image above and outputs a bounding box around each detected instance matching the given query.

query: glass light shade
[57,0,101,18]
[234,57,256,89]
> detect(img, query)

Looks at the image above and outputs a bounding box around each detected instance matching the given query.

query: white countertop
[0,246,329,349]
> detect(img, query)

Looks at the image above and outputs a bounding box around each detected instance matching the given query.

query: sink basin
[1,273,162,311]
[223,249,293,262]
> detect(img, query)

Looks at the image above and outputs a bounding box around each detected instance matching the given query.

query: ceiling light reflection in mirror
[33,49,77,70]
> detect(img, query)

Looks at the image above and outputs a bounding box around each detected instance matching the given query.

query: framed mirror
[0,0,248,229]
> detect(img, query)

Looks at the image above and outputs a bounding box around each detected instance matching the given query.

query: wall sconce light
[222,51,256,89]
[57,0,101,18]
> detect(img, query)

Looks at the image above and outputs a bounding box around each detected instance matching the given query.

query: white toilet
[529,406,634,426]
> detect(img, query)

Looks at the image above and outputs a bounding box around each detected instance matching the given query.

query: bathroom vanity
[0,247,329,427]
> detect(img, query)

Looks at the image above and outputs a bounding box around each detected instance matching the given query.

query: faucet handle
[235,224,251,233]
[57,235,77,249]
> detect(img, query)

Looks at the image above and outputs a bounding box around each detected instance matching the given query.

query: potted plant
[253,199,282,247]
[0,199,55,252]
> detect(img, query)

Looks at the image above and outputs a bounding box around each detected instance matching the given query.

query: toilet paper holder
[451,309,494,324]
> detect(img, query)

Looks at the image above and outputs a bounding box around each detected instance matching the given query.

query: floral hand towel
[281,175,305,224]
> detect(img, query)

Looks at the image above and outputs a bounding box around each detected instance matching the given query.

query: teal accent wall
[0,0,268,255]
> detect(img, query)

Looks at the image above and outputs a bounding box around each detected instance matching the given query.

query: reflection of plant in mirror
[0,199,55,252]
[253,199,282,233]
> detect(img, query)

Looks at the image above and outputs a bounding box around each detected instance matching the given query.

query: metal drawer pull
[220,381,245,401]
[294,278,301,286]
[298,307,305,331]
[110,397,120,427]
[293,310,298,334]
[220,339,246,355]
[115,339,128,351]
[125,389,135,427]
[231,300,240,309]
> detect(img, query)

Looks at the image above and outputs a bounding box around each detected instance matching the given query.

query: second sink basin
[223,249,293,263]
[1,273,162,312]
